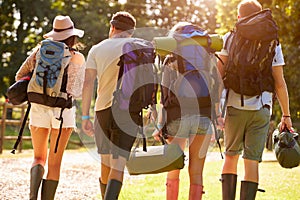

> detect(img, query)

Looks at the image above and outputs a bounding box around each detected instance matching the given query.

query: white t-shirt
[85,37,135,111]
[219,32,285,111]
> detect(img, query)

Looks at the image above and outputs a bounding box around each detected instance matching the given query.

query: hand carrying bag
[126,136,185,175]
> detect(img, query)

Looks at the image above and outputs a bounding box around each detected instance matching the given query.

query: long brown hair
[59,35,84,50]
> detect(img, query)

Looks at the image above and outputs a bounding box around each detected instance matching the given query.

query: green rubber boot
[104,179,122,200]
[41,179,58,200]
[29,164,44,200]
[240,181,258,200]
[221,174,237,200]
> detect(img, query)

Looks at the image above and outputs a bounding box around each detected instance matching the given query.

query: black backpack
[223,9,278,106]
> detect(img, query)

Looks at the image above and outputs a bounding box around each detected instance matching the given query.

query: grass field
[119,156,300,200]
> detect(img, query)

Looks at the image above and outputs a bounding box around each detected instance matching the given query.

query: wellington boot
[240,181,258,200]
[41,179,58,200]
[29,164,44,200]
[99,178,107,199]
[104,179,122,200]
[189,184,204,200]
[166,178,179,200]
[220,174,237,200]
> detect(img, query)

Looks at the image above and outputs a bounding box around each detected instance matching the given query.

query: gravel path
[0,149,102,200]
[0,147,277,200]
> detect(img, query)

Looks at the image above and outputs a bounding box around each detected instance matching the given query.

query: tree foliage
[0,0,54,95]
[269,0,300,121]
[147,0,217,32]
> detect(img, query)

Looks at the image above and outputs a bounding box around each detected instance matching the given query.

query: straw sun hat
[43,15,84,41]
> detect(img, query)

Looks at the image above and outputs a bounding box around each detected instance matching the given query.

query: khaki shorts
[224,106,270,162]
[29,103,76,129]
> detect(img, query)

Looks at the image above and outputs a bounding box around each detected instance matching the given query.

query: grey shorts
[224,106,270,162]
[167,115,213,138]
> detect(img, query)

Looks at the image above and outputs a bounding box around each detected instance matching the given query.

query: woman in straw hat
[15,15,85,200]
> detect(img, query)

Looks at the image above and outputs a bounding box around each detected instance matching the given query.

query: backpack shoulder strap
[224,31,235,52]
[175,47,186,74]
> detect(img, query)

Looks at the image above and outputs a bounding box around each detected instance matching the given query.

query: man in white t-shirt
[81,11,138,199]
[217,1,293,200]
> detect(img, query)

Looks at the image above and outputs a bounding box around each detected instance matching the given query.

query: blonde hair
[238,0,262,18]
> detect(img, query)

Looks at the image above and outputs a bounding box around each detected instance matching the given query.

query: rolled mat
[153,34,223,56]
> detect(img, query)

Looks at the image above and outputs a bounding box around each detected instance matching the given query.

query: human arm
[15,48,38,81]
[152,103,165,141]
[272,65,293,131]
[71,51,85,65]
[67,51,86,98]
[81,68,97,136]
[215,53,228,128]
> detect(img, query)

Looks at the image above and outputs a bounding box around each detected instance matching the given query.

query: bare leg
[222,154,239,175]
[188,134,211,200]
[244,159,259,182]
[30,126,50,167]
[47,128,72,180]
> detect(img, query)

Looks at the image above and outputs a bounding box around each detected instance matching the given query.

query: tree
[0,0,55,97]
[147,0,218,33]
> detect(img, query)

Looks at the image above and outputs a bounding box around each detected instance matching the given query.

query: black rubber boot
[30,164,44,200]
[41,179,59,200]
[99,178,107,199]
[240,181,258,200]
[220,174,237,200]
[104,179,122,200]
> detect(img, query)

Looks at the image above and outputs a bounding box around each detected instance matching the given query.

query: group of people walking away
[13,0,293,199]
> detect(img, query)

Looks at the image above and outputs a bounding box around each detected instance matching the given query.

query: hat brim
[43,28,84,41]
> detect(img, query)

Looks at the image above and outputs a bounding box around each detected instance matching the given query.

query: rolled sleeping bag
[153,34,223,56]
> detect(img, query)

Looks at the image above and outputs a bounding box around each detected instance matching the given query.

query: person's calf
[166,178,179,200]
[189,184,204,200]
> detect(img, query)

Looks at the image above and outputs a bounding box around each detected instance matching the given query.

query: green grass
[119,158,300,200]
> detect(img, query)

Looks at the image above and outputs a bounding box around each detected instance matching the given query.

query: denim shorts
[224,106,270,162]
[167,115,213,138]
